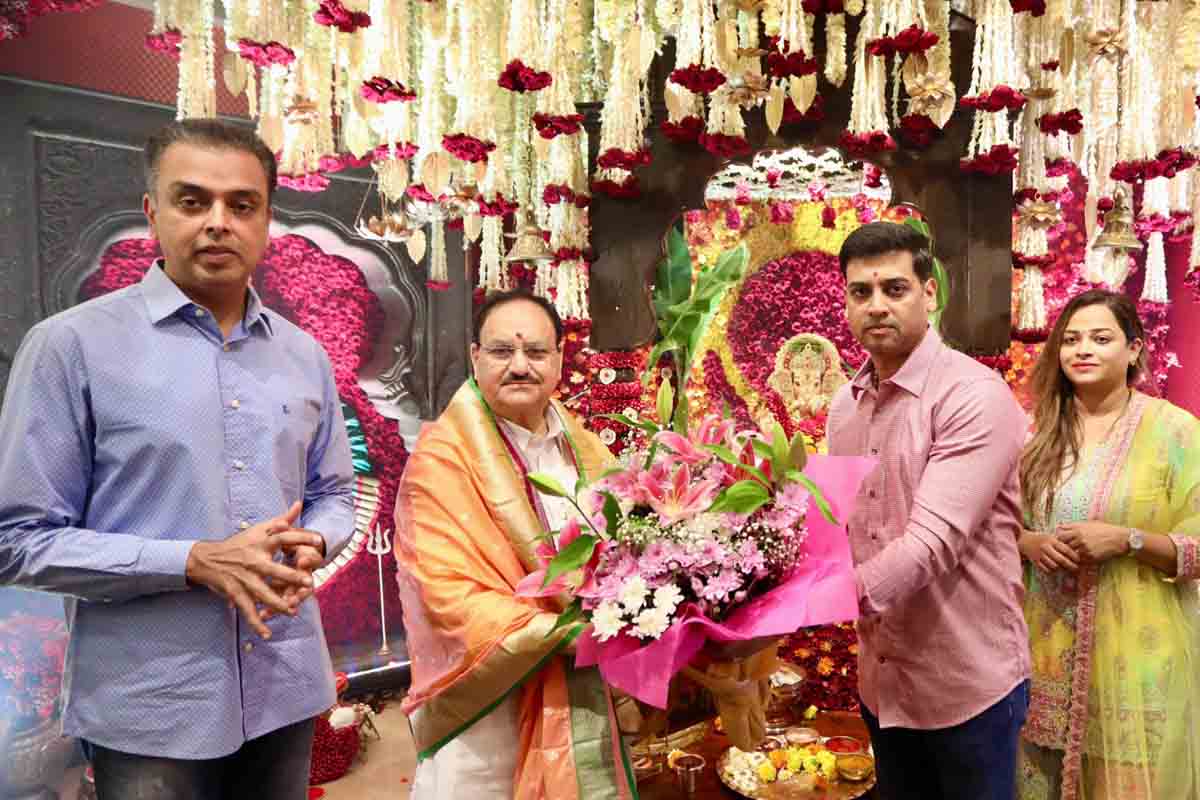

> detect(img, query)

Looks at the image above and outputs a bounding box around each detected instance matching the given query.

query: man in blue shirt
[0,119,355,798]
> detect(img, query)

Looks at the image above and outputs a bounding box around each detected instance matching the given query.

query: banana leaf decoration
[902,215,950,332]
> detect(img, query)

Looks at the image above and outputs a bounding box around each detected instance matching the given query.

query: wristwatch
[1127,528,1145,554]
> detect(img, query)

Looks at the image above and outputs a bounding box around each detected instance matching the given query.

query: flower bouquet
[518,236,874,748]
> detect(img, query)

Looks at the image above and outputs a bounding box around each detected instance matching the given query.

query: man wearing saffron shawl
[395,289,636,800]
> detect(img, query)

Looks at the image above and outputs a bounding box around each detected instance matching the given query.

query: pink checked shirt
[827,329,1031,730]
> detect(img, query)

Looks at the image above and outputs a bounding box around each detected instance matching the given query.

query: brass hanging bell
[1092,190,1143,253]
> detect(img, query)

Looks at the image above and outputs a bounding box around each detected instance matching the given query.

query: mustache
[502,376,540,385]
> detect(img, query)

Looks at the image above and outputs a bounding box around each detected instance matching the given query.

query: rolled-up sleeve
[857,378,1026,615]
[0,324,193,601]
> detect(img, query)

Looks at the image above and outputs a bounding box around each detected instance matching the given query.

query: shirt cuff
[136,539,196,594]
[1168,533,1200,581]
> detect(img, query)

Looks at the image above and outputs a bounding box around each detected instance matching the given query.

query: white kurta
[410,407,579,800]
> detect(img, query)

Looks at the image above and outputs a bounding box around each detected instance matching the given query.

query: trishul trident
[366,524,393,658]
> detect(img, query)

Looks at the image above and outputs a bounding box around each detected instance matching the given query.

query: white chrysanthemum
[592,601,626,642]
[653,584,684,613]
[619,575,650,613]
[682,512,723,541]
[633,604,672,639]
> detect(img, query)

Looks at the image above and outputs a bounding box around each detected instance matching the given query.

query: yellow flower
[819,640,833,652]
[803,705,818,720]
[817,656,835,676]
[757,761,779,782]
[848,643,859,655]
[816,750,838,778]
[786,749,805,773]
[667,749,687,769]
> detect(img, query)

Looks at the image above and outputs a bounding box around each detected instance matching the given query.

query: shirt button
[194,308,206,317]
[243,641,254,653]
[878,656,887,664]
[223,343,231,352]
[868,489,877,498]
[233,460,246,470]
[230,399,241,409]
[238,521,250,530]
[870,448,879,455]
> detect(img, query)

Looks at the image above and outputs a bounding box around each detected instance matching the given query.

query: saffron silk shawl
[395,381,637,800]
[1020,395,1200,800]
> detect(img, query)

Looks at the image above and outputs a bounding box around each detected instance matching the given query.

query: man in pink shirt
[827,222,1031,800]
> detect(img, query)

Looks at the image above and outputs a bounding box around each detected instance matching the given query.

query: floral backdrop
[80,234,407,649]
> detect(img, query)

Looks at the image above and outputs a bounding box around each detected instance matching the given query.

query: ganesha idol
[762,333,849,430]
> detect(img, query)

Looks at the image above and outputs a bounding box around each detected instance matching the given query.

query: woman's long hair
[1019,289,1147,524]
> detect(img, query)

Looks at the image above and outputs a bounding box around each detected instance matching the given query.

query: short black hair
[145,118,278,201]
[473,289,564,345]
[838,221,935,282]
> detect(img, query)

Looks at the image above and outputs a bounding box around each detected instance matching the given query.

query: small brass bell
[1092,190,1143,253]
[503,219,554,264]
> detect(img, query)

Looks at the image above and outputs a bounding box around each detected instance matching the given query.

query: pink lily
[639,463,722,526]
[652,430,710,466]
[514,518,606,598]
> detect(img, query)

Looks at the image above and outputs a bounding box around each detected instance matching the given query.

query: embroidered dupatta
[1020,396,1200,800]
[395,381,636,800]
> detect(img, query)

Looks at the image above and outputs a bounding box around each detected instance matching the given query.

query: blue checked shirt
[0,263,355,758]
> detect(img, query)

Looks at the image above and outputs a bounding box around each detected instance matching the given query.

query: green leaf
[704,444,769,487]
[529,472,570,498]
[599,413,658,435]
[769,420,789,481]
[653,226,693,319]
[787,431,809,472]
[902,216,932,241]
[542,533,599,588]
[656,379,675,429]
[546,601,585,638]
[709,479,772,515]
[751,439,775,461]
[643,340,677,385]
[672,388,690,435]
[785,470,839,525]
[601,492,622,533]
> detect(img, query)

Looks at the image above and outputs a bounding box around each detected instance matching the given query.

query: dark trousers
[90,718,316,800]
[861,680,1029,800]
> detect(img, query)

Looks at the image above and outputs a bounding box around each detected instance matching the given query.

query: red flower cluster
[960,144,1020,175]
[145,29,182,61]
[1014,187,1039,204]
[1137,300,1175,396]
[699,132,751,159]
[442,133,496,163]
[498,59,553,92]
[591,174,641,200]
[279,172,332,192]
[1110,147,1199,183]
[701,350,759,434]
[1041,60,1060,71]
[360,76,416,104]
[552,246,590,265]
[1037,109,1083,136]
[725,207,743,230]
[0,615,68,724]
[782,624,861,712]
[314,0,370,32]
[477,194,519,217]
[309,714,361,785]
[802,0,845,11]
[1,0,101,43]
[863,163,883,188]
[318,153,373,173]
[405,183,438,203]
[542,184,590,208]
[1134,213,1179,239]
[661,115,705,144]
[669,64,727,94]
[838,130,897,157]
[821,205,837,228]
[1010,0,1047,14]
[782,95,826,125]
[372,141,419,161]
[867,25,939,58]
[766,50,819,78]
[597,148,653,170]
[532,112,585,139]
[1012,252,1055,269]
[236,39,295,67]
[960,85,1027,112]
[1186,268,1200,305]
[973,355,1014,374]
[898,113,938,149]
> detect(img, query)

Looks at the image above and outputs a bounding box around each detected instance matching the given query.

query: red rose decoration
[372,142,418,161]
[669,64,727,94]
[498,59,553,92]
[532,113,585,139]
[406,183,438,203]
[263,41,296,66]
[838,130,897,157]
[782,94,826,125]
[960,144,1020,175]
[867,26,938,58]
[591,174,641,200]
[821,205,837,229]
[1045,157,1074,178]
[442,133,496,163]
[145,28,182,61]
[802,0,845,11]
[1037,109,1083,136]
[314,0,370,32]
[542,184,577,205]
[765,50,819,78]
[960,85,1027,112]
[597,148,652,170]
[1010,0,1046,14]
[898,113,938,149]
[661,115,705,144]
[699,133,751,159]
[1013,187,1039,204]
[769,201,795,224]
[360,77,416,104]
[1040,59,1060,71]
[477,195,519,217]
[278,172,331,192]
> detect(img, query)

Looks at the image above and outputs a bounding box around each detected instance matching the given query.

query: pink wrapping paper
[575,454,876,708]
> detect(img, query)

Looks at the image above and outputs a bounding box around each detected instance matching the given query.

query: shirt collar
[497,405,564,452]
[140,260,273,337]
[850,326,942,399]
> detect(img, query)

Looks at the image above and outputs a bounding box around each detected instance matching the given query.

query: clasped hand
[185,501,326,638]
[1021,521,1129,573]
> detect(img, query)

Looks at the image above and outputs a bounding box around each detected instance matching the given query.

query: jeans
[90,718,316,800]
[861,680,1030,800]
